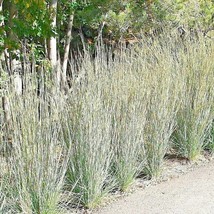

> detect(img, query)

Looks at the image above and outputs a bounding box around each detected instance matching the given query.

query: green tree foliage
[0,0,213,66]
[1,0,52,52]
[164,0,214,30]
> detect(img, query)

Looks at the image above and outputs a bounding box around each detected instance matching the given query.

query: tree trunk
[48,0,60,88]
[62,13,74,86]
[1,0,11,129]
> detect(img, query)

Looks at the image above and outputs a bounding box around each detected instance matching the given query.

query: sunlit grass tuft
[172,36,214,160]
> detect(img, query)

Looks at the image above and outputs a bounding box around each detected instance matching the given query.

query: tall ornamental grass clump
[0,73,71,214]
[65,54,115,208]
[0,32,214,212]
[136,37,181,177]
[0,184,5,213]
[107,52,148,191]
[0,167,8,213]
[172,37,214,160]
[0,157,20,213]
[0,159,21,213]
[204,122,214,153]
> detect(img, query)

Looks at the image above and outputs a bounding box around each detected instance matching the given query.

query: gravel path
[95,160,214,214]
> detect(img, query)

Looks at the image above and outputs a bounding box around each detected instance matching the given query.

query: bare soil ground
[94,154,214,214]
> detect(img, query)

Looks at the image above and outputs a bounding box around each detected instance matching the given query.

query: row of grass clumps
[0,32,214,213]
